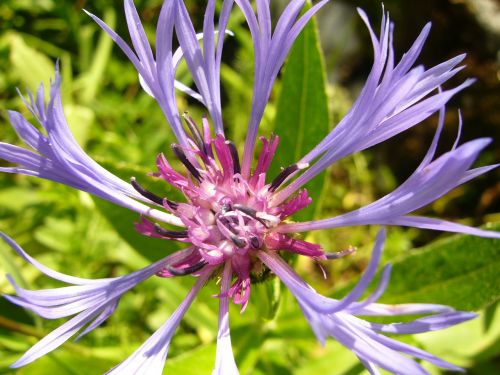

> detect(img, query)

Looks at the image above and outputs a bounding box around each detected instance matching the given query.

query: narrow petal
[258,250,341,313]
[86,5,188,145]
[261,232,470,373]
[239,0,328,177]
[213,263,239,375]
[277,139,498,238]
[10,306,103,368]
[367,311,477,334]
[329,313,428,374]
[1,232,99,285]
[2,233,195,368]
[352,302,455,317]
[345,264,392,313]
[75,300,119,340]
[106,273,210,375]
[2,71,184,227]
[174,0,224,133]
[124,0,155,79]
[387,216,500,239]
[271,9,475,204]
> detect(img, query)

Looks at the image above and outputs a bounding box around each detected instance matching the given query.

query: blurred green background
[0,0,499,374]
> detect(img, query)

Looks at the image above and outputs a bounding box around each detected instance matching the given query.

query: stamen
[154,223,189,239]
[233,204,257,217]
[182,112,206,154]
[130,177,164,205]
[233,204,270,227]
[269,163,309,192]
[220,203,232,214]
[225,140,241,174]
[167,260,208,276]
[250,236,261,249]
[165,199,179,211]
[230,236,246,248]
[171,144,203,182]
[217,216,239,234]
[325,246,357,260]
[202,115,214,158]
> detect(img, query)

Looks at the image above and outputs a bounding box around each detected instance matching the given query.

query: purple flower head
[1,0,498,374]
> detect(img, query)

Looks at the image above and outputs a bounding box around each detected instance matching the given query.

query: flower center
[130,115,321,309]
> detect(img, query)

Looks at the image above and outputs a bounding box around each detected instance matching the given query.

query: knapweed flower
[1,0,499,374]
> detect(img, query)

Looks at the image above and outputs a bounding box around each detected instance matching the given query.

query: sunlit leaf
[8,33,53,94]
[272,1,330,221]
[377,224,500,311]
[164,344,216,374]
[416,304,500,368]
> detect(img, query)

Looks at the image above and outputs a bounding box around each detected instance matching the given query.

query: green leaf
[90,157,185,262]
[8,33,54,94]
[75,8,116,104]
[63,104,94,147]
[295,341,363,375]
[93,197,182,263]
[232,323,266,374]
[250,277,282,321]
[164,344,216,374]
[414,304,500,368]
[375,224,500,311]
[272,2,330,221]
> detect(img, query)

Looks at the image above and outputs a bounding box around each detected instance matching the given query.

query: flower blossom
[1,0,498,374]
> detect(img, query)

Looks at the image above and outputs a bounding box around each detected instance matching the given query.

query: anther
[250,236,261,249]
[130,177,164,205]
[154,223,189,239]
[231,236,246,248]
[233,204,269,227]
[171,144,203,182]
[221,203,232,214]
[269,163,309,192]
[167,260,208,276]
[182,112,206,154]
[165,200,179,211]
[217,216,239,234]
[225,140,241,174]
[325,246,357,260]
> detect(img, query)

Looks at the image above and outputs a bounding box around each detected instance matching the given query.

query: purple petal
[388,216,500,239]
[86,6,188,146]
[258,250,341,313]
[328,313,428,374]
[367,311,477,334]
[332,229,386,311]
[346,264,392,312]
[213,263,239,375]
[7,110,51,155]
[154,0,189,145]
[346,314,465,371]
[1,232,99,285]
[259,230,386,315]
[174,0,223,134]
[2,233,197,368]
[351,302,455,317]
[271,9,475,204]
[10,306,103,368]
[277,138,498,238]
[75,300,120,341]
[239,0,328,177]
[105,273,210,375]
[2,72,184,227]
[124,0,155,79]
[357,357,381,375]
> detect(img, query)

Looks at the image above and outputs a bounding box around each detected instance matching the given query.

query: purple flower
[1,0,498,374]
